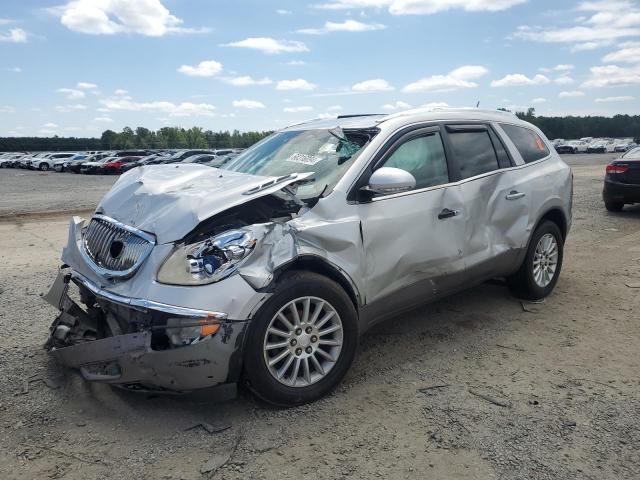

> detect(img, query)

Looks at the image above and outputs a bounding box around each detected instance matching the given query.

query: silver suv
[45,108,572,406]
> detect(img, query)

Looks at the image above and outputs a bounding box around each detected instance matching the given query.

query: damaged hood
[96,164,309,244]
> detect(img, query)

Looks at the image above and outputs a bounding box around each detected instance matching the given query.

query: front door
[357,127,466,320]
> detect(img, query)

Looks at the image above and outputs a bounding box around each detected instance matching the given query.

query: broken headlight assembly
[157,230,257,286]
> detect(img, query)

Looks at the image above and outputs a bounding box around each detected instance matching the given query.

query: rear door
[443,123,531,282]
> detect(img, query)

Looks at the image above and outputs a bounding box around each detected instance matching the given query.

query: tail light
[606,164,629,174]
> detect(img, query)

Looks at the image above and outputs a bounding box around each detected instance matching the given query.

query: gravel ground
[0,154,639,480]
[0,169,116,217]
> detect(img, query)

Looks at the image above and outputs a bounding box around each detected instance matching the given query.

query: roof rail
[336,114,384,119]
[380,106,518,122]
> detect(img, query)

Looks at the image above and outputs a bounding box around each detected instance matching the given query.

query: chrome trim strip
[72,273,228,320]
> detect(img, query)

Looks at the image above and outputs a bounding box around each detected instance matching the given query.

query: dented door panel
[357,185,466,315]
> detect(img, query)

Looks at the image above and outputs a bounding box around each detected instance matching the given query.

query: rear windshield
[622,147,640,160]
[500,124,550,164]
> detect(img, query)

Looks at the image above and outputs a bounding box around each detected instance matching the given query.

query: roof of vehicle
[280,107,522,132]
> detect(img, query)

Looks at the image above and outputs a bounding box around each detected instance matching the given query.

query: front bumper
[45,269,249,393]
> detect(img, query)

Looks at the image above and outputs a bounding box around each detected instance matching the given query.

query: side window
[500,124,550,163]
[381,132,449,190]
[447,129,500,179]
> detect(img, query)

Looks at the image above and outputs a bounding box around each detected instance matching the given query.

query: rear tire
[243,271,358,407]
[507,220,564,301]
[604,199,624,212]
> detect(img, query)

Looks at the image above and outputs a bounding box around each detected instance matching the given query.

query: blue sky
[1,0,639,137]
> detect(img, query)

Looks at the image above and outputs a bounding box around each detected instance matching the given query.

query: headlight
[157,229,256,285]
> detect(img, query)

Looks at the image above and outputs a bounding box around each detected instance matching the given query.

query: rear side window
[500,124,550,163]
[447,129,500,179]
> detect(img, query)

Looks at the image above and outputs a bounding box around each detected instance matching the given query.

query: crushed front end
[44,267,247,393]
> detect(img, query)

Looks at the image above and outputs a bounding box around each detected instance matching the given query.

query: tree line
[512,109,640,142]
[0,126,273,152]
[1,116,639,152]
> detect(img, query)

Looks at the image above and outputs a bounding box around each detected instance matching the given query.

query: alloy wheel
[533,233,559,288]
[263,296,343,387]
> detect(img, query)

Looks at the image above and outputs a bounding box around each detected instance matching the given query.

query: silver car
[44,109,572,406]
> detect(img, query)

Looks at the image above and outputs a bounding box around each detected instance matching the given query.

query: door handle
[438,208,459,220]
[505,191,526,201]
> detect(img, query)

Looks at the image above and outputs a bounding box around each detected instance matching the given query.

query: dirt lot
[0,155,638,480]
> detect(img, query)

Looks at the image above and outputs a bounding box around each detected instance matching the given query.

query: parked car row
[552,137,637,154]
[0,148,243,174]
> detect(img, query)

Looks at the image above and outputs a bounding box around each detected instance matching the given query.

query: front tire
[508,221,564,301]
[243,271,358,407]
[39,163,49,171]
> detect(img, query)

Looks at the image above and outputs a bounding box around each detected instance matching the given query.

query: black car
[603,147,640,211]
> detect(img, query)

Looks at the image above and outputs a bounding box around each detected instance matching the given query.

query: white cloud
[114,89,128,95]
[328,105,343,111]
[594,95,635,102]
[603,41,640,63]
[314,0,525,15]
[317,112,339,119]
[5,66,21,72]
[283,106,314,113]
[513,1,640,49]
[76,81,97,89]
[531,97,547,104]
[582,64,640,87]
[222,37,309,54]
[554,76,575,85]
[57,88,86,99]
[491,73,550,87]
[381,100,412,111]
[43,122,59,129]
[421,102,449,108]
[0,28,28,43]
[540,64,575,73]
[94,116,114,122]
[232,99,266,109]
[558,90,585,98]
[276,9,292,14]
[403,65,488,93]
[0,106,16,113]
[51,0,207,36]
[55,104,88,112]
[352,78,394,92]
[100,96,217,116]
[177,60,222,77]
[220,75,272,86]
[276,78,317,90]
[287,60,306,66]
[297,20,386,35]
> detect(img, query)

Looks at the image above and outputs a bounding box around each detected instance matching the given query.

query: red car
[100,156,143,175]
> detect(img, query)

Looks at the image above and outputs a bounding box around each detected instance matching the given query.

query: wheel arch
[536,208,568,242]
[274,255,362,313]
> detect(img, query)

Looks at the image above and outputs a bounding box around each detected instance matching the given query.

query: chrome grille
[81,215,155,278]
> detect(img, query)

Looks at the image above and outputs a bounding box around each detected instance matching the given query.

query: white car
[30,152,75,171]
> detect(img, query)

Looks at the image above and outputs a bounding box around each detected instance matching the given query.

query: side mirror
[364,167,416,195]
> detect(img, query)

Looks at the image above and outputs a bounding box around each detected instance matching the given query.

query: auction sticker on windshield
[286,153,324,166]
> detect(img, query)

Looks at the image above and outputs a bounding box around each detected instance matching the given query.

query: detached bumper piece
[45,269,247,393]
